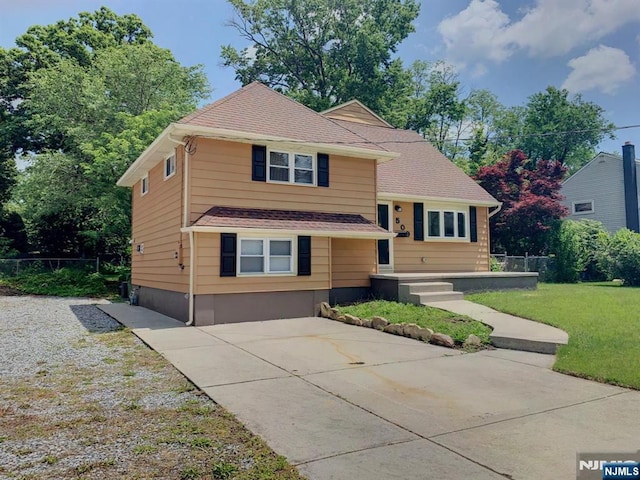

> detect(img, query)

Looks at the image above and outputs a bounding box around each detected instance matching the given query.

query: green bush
[598,229,640,286]
[5,268,108,297]
[549,219,610,283]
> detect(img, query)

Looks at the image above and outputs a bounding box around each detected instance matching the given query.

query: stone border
[319,302,482,350]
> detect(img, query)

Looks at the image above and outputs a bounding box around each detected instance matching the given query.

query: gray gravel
[0,296,208,479]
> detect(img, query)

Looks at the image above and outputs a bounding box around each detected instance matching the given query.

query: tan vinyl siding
[331,238,377,288]
[323,103,389,127]
[195,233,330,295]
[188,139,376,223]
[131,147,190,292]
[392,202,490,272]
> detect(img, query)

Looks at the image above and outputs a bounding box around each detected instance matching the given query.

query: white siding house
[561,144,639,233]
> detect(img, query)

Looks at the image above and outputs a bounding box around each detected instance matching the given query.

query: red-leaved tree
[475,150,568,255]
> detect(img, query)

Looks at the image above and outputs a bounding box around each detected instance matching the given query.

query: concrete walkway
[425,299,569,354]
[98,303,638,480]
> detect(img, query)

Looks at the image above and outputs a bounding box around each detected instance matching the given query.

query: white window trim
[572,200,594,215]
[267,149,317,187]
[425,209,469,242]
[164,153,176,180]
[141,173,149,196]
[237,237,296,276]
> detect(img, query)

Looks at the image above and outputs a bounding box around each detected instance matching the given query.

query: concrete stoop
[399,282,464,304]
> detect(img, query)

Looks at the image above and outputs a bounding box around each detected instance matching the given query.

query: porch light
[395,205,403,212]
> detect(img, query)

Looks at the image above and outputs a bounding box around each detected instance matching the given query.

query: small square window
[164,154,176,179]
[141,174,149,195]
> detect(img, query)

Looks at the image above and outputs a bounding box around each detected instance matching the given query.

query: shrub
[549,219,610,283]
[599,229,640,286]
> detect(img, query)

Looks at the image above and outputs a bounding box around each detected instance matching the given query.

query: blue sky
[1,0,638,156]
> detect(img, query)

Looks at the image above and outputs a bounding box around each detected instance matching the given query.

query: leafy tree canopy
[475,149,568,255]
[221,0,419,119]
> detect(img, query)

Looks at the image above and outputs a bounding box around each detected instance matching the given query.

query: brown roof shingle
[193,206,390,236]
[333,120,498,204]
[178,82,385,152]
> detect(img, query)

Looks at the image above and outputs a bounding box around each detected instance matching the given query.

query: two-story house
[117,82,500,325]
[561,142,638,233]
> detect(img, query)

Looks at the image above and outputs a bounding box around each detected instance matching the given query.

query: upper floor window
[268,150,315,185]
[427,210,467,240]
[572,200,594,215]
[164,154,176,179]
[141,173,149,196]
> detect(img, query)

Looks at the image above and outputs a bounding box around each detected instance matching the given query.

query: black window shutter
[317,153,329,187]
[252,145,267,182]
[413,203,424,241]
[298,236,312,276]
[220,233,237,277]
[470,206,478,243]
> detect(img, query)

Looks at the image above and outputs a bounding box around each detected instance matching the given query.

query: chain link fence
[0,258,99,277]
[491,254,555,282]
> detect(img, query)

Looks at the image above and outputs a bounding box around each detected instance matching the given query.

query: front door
[377,203,392,269]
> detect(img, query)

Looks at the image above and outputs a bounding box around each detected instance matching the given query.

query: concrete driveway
[99,305,639,480]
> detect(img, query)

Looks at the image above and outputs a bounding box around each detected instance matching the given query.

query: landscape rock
[344,314,363,326]
[371,316,389,330]
[416,327,433,342]
[402,323,421,339]
[361,319,372,328]
[383,323,404,335]
[464,334,483,348]
[329,308,340,320]
[336,315,346,322]
[319,302,332,318]
[429,332,455,348]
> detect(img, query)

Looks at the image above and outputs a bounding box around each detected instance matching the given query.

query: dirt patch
[0,284,23,296]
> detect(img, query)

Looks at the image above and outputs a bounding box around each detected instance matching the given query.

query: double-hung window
[164,154,176,179]
[427,210,467,240]
[239,238,293,275]
[141,174,149,196]
[268,150,315,185]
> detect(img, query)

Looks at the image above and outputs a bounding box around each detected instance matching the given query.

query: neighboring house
[561,142,638,233]
[117,82,499,325]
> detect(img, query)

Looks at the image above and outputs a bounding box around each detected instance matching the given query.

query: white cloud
[438,0,640,64]
[561,45,636,94]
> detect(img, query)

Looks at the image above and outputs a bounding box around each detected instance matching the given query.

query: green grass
[0,268,110,297]
[468,282,640,389]
[337,300,492,344]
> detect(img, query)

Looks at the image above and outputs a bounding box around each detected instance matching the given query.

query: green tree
[7,11,210,258]
[496,87,614,172]
[221,0,419,120]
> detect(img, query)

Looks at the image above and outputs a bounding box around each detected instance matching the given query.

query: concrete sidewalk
[426,299,569,354]
[99,303,638,480]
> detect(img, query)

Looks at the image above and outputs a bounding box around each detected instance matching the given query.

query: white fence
[0,258,99,276]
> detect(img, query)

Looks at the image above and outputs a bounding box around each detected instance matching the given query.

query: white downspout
[489,203,503,218]
[187,229,195,326]
[168,134,194,325]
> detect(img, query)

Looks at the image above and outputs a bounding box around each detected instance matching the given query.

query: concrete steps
[399,282,464,304]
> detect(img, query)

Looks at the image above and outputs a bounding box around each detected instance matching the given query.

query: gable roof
[321,100,392,128]
[330,119,499,206]
[562,151,640,187]
[118,83,397,187]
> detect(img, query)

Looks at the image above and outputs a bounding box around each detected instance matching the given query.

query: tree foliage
[221,0,419,119]
[5,9,210,258]
[496,87,615,172]
[475,150,568,255]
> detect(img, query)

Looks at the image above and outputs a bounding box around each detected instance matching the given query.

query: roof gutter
[377,192,500,208]
[180,226,396,240]
[488,203,503,218]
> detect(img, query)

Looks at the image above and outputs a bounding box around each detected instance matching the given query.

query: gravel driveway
[0,295,303,480]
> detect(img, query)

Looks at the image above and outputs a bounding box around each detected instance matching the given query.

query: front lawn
[337,300,492,344]
[468,282,640,390]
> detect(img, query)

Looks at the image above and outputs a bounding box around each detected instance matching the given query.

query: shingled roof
[190,206,393,239]
[331,117,498,205]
